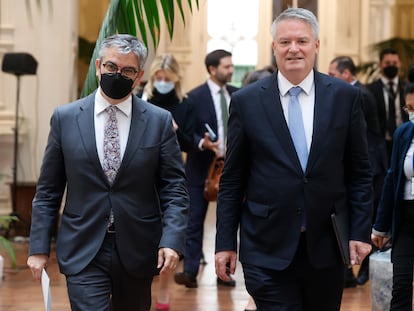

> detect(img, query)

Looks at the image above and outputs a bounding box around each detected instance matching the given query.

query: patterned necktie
[103,105,121,184]
[387,81,396,134]
[288,86,308,172]
[219,88,228,136]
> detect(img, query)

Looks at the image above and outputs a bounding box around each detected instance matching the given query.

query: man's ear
[133,70,145,88]
[95,59,101,78]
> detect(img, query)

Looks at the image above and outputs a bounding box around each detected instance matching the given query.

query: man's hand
[371,233,386,249]
[215,251,237,282]
[202,132,221,155]
[158,247,180,274]
[27,254,49,282]
[349,240,372,265]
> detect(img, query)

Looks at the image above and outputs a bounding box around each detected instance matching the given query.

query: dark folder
[331,212,350,266]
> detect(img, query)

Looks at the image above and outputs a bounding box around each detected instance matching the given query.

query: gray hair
[271,7,319,40]
[98,34,148,71]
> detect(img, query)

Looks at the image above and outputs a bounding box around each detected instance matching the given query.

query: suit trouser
[390,206,414,311]
[65,233,153,311]
[242,233,344,311]
[358,171,386,276]
[183,185,209,275]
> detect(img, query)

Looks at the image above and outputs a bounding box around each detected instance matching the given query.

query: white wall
[0,0,78,212]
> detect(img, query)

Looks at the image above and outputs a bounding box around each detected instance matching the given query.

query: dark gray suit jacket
[29,91,189,277]
[216,71,373,270]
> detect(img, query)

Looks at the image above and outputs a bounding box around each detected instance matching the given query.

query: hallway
[0,204,371,310]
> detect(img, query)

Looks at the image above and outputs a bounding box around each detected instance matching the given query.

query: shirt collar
[207,78,226,94]
[380,75,398,87]
[278,70,314,96]
[95,86,132,117]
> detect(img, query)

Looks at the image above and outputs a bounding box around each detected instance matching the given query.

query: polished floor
[0,205,371,311]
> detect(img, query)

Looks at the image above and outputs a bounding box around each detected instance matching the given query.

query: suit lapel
[203,83,218,130]
[77,92,106,179]
[259,72,337,174]
[306,72,334,173]
[399,124,414,161]
[259,76,300,172]
[118,96,148,176]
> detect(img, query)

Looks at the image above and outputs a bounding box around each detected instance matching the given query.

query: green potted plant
[0,214,18,268]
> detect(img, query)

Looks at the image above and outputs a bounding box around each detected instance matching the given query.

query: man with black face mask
[27,34,189,311]
[366,47,408,162]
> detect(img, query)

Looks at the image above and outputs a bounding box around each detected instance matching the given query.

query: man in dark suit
[366,47,408,161]
[215,8,373,310]
[329,55,388,286]
[27,34,189,311]
[174,49,238,288]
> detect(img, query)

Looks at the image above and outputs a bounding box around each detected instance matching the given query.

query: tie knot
[105,105,117,115]
[289,86,302,97]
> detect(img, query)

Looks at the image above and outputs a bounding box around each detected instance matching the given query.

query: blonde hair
[144,53,185,101]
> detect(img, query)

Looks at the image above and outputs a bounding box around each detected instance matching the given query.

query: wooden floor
[0,205,371,311]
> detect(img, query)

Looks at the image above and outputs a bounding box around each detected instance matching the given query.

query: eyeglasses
[102,61,139,79]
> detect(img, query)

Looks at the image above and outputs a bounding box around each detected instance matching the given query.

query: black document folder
[331,212,350,266]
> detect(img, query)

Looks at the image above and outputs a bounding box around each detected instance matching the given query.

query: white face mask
[409,111,414,124]
[153,80,175,94]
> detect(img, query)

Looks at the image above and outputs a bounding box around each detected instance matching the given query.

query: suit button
[297,208,302,214]
[303,178,308,183]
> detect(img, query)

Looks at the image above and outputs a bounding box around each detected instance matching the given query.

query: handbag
[203,156,225,202]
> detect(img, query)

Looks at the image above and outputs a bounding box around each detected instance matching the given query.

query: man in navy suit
[366,48,408,161]
[215,8,373,310]
[27,34,189,311]
[329,55,388,286]
[174,49,238,288]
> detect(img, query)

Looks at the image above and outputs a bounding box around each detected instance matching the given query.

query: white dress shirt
[403,138,414,200]
[94,88,132,167]
[278,70,315,152]
[198,79,229,155]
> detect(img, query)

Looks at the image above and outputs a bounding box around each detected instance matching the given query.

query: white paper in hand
[41,268,52,311]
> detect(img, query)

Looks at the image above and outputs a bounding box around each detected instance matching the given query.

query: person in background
[371,70,414,311]
[241,65,276,86]
[141,53,194,311]
[174,49,239,289]
[328,55,388,286]
[366,48,408,161]
[142,53,194,153]
[215,8,373,310]
[27,34,189,311]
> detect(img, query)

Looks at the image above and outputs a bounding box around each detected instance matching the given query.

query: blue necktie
[288,86,308,172]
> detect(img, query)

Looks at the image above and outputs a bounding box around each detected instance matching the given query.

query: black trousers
[65,233,153,311]
[390,206,414,311]
[243,233,344,311]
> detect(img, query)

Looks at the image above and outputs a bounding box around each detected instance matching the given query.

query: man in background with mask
[366,47,408,161]
[27,34,189,311]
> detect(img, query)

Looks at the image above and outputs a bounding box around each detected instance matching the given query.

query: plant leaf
[80,0,199,97]
[0,236,16,268]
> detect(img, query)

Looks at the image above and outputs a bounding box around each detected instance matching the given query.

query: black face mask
[100,73,134,99]
[383,65,399,79]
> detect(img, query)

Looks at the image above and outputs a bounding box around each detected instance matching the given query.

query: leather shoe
[344,267,357,288]
[216,276,236,287]
[356,269,369,285]
[344,276,357,288]
[174,272,198,288]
